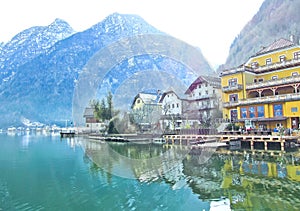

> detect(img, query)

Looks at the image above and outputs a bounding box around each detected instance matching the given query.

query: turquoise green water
[1,133,300,210]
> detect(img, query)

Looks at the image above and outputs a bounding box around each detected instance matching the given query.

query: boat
[210,197,231,211]
[152,137,166,144]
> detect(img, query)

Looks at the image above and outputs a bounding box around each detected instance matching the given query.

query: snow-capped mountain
[0,18,75,81]
[0,13,213,127]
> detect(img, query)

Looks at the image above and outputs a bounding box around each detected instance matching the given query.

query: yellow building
[221,36,300,130]
[131,91,162,131]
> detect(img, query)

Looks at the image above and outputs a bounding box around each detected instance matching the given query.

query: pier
[60,128,76,138]
[88,133,162,143]
[163,134,299,152]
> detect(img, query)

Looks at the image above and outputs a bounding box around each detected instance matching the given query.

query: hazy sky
[0,0,264,67]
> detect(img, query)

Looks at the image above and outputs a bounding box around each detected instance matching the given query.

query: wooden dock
[163,134,299,151]
[88,133,162,143]
[60,129,76,138]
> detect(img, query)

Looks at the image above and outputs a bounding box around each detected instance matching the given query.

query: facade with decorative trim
[220,36,300,131]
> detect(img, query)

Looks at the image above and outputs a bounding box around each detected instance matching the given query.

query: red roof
[184,75,221,94]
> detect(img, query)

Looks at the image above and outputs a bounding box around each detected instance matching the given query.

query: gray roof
[131,92,162,108]
[83,107,95,117]
[255,38,295,55]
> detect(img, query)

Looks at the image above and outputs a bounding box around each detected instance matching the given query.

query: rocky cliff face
[0,13,213,127]
[223,0,300,70]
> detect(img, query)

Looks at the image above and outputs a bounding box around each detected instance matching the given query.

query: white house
[83,107,107,133]
[159,88,188,131]
[184,75,222,126]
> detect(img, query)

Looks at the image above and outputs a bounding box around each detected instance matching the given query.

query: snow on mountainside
[0,18,75,81]
[0,13,213,127]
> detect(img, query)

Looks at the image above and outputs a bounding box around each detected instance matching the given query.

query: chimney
[290,34,300,44]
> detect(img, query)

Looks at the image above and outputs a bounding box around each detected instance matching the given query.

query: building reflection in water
[78,138,300,210]
[184,149,300,210]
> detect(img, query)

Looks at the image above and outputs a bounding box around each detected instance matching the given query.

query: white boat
[210,197,231,211]
[7,127,16,132]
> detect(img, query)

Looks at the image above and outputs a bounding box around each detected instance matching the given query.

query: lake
[0,132,300,210]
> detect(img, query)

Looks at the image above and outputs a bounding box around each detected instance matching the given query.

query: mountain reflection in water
[81,139,300,210]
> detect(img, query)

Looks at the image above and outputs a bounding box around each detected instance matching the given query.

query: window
[241,107,247,118]
[229,94,238,102]
[176,103,179,108]
[213,90,215,94]
[251,62,258,69]
[258,78,264,82]
[249,106,256,118]
[266,58,272,65]
[254,78,257,83]
[198,85,201,89]
[294,51,300,60]
[274,104,283,117]
[228,78,237,86]
[257,106,264,118]
[230,109,238,121]
[291,107,298,112]
[137,99,141,104]
[292,72,299,76]
[272,75,278,80]
[279,55,286,62]
[206,90,208,95]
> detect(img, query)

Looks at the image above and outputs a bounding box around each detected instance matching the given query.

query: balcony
[220,65,252,76]
[223,101,239,108]
[223,93,300,108]
[252,58,300,73]
[222,84,243,93]
[188,94,217,100]
[246,75,300,90]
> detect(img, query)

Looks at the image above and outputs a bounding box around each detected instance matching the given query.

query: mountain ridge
[0,13,212,128]
[0,18,75,82]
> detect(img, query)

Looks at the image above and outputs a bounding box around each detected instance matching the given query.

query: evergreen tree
[106,91,113,120]
[90,92,119,134]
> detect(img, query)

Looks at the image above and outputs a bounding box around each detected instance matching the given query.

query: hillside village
[84,35,300,137]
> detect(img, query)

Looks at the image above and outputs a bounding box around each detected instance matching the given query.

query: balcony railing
[220,66,252,76]
[223,101,239,108]
[187,94,216,100]
[223,93,300,108]
[222,84,243,92]
[220,58,300,77]
[252,58,300,73]
[246,75,300,90]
